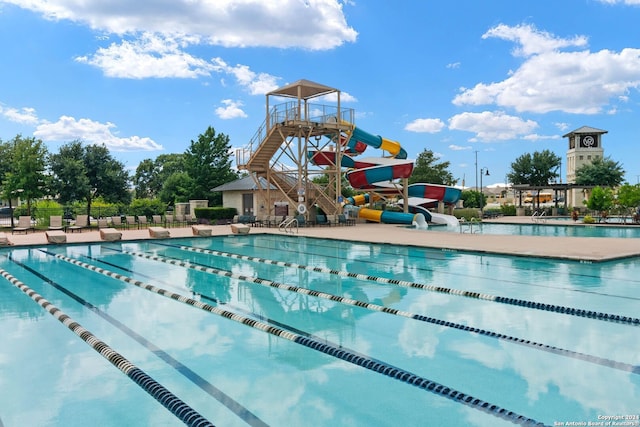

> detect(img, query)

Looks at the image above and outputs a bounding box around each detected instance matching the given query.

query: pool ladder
[531,210,547,223]
[279,217,298,234]
[459,217,481,233]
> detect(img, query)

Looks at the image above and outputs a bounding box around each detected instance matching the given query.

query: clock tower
[563,126,606,184]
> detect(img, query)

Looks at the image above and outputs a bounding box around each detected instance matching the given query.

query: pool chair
[46,230,67,244]
[109,216,124,229]
[315,214,331,227]
[67,214,89,233]
[48,215,65,231]
[137,216,149,228]
[148,226,170,238]
[152,215,165,227]
[125,215,137,230]
[12,216,35,234]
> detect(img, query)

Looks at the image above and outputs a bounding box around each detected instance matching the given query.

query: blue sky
[1,0,640,188]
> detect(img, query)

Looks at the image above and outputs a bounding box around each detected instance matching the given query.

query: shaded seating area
[12,216,35,234]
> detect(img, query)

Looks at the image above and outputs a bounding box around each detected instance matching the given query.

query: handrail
[279,217,298,234]
[532,210,547,223]
[459,217,481,234]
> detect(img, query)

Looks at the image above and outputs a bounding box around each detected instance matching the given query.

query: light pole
[474,150,479,194]
[480,167,489,209]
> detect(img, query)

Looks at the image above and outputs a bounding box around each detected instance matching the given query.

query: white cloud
[215,99,248,120]
[33,116,162,151]
[597,0,640,4]
[482,23,587,57]
[404,118,445,133]
[0,105,40,125]
[210,57,279,95]
[453,23,640,114]
[76,33,214,79]
[5,0,357,50]
[448,144,472,151]
[448,111,538,142]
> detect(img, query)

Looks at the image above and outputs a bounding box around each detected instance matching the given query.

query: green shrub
[500,204,517,216]
[453,208,480,220]
[194,207,236,223]
[32,200,64,226]
[129,198,168,218]
[582,214,596,224]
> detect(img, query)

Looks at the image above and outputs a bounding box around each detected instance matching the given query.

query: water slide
[309,125,460,226]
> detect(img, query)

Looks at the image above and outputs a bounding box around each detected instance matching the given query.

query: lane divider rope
[175,245,640,326]
[49,252,545,426]
[16,252,269,427]
[0,267,214,427]
[117,248,638,375]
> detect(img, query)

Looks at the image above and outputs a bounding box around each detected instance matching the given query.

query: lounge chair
[110,216,124,229]
[125,216,137,230]
[168,214,185,227]
[137,216,149,228]
[97,218,108,229]
[12,216,35,234]
[152,215,164,227]
[68,214,89,233]
[338,214,355,226]
[46,230,67,244]
[316,214,331,226]
[48,215,65,231]
[149,226,170,238]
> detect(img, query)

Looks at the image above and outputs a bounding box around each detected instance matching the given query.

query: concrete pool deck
[3,216,639,262]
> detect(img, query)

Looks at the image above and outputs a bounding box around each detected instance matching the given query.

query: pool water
[1,235,639,426]
[453,221,640,238]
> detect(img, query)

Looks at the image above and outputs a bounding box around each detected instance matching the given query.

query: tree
[2,135,48,216]
[183,126,237,205]
[408,149,456,185]
[460,190,486,209]
[133,153,186,199]
[507,149,562,186]
[616,184,640,218]
[575,156,625,187]
[49,141,131,216]
[586,186,614,221]
[158,172,193,205]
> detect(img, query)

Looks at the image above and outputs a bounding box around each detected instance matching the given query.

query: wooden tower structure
[236,79,355,218]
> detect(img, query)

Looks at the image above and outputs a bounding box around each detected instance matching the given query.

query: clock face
[581,135,597,148]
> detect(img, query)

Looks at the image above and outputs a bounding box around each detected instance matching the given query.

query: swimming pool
[454,221,640,238]
[1,234,639,426]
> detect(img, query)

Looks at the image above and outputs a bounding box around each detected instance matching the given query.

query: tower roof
[267,79,338,100]
[562,126,608,138]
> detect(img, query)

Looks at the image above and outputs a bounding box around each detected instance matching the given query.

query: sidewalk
[3,219,639,262]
